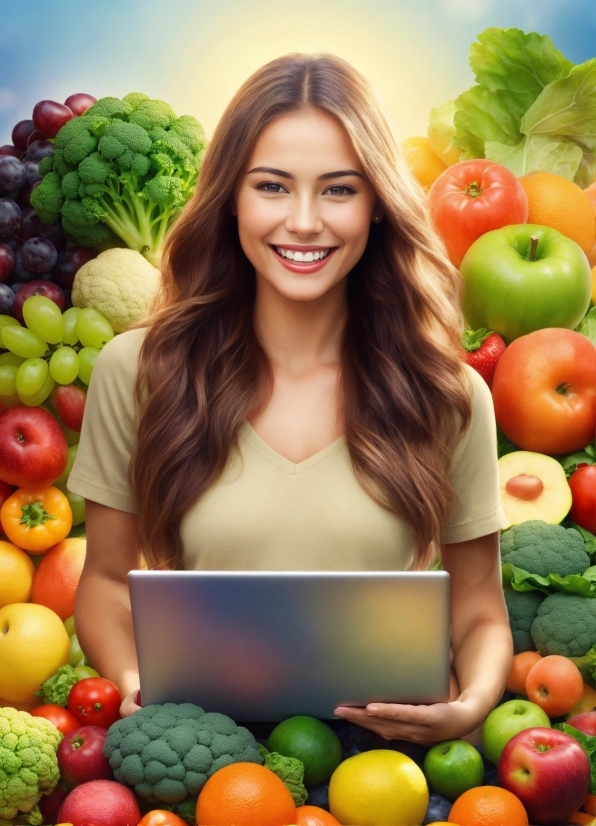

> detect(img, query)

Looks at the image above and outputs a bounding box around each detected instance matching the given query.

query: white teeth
[275,247,331,262]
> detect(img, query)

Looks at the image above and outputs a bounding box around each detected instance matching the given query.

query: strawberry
[462,327,506,390]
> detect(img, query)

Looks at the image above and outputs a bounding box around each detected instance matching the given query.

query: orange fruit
[0,602,70,703]
[518,171,596,255]
[568,813,596,825]
[195,762,296,826]
[525,654,584,717]
[505,651,542,695]
[295,805,341,825]
[0,539,35,607]
[30,537,86,621]
[402,136,448,191]
[566,684,596,719]
[591,265,596,303]
[448,785,528,826]
[583,792,596,815]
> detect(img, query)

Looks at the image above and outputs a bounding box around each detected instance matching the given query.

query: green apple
[423,739,484,799]
[481,698,550,764]
[460,224,592,344]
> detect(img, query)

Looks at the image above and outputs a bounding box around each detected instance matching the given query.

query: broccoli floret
[30,171,64,224]
[0,708,62,822]
[531,593,596,657]
[257,744,308,806]
[103,703,263,805]
[504,588,546,653]
[500,520,589,578]
[31,93,207,265]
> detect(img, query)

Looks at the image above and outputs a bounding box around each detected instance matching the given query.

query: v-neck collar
[240,421,346,475]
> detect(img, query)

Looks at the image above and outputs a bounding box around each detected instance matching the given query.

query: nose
[284,192,324,237]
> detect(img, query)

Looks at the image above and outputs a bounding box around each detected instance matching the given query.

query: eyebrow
[247,166,364,181]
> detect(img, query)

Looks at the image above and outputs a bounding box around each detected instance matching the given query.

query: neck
[252,276,348,376]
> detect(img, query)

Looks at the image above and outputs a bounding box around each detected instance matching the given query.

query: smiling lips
[269,244,338,272]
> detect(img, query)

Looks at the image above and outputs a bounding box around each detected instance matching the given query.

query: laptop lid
[128,569,451,722]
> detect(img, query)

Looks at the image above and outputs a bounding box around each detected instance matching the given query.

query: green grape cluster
[0,297,115,407]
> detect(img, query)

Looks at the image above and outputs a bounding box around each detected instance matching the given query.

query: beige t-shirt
[68,326,509,570]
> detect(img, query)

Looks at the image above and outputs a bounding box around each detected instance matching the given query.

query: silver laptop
[128,570,451,721]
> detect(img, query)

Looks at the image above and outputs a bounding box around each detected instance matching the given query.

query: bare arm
[334,531,513,743]
[74,499,143,716]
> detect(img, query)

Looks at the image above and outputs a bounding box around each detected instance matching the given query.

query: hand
[333,695,484,746]
[120,687,142,717]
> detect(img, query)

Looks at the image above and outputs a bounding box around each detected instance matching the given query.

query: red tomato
[428,159,529,266]
[31,704,80,735]
[138,811,188,826]
[568,463,596,534]
[67,678,122,728]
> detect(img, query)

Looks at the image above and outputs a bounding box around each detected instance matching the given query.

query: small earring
[373,214,382,223]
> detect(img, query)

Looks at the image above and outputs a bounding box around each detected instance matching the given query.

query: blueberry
[423,792,452,824]
[305,782,329,811]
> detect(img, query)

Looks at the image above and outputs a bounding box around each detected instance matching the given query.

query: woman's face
[232,107,380,303]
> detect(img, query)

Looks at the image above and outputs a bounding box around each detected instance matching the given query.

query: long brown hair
[128,52,471,571]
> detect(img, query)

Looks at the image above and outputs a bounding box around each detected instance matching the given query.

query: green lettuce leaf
[502,562,596,596]
[453,27,572,158]
[576,307,596,346]
[485,134,583,179]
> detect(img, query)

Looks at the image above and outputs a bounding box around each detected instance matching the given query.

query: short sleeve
[442,364,510,544]
[67,326,147,513]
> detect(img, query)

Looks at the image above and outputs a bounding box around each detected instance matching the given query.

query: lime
[423,739,484,799]
[267,715,342,785]
[328,749,428,825]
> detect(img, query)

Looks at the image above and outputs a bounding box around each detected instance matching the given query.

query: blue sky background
[1,0,595,144]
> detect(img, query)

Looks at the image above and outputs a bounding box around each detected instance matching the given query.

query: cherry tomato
[31,703,80,735]
[568,463,596,534]
[138,811,188,826]
[67,677,122,728]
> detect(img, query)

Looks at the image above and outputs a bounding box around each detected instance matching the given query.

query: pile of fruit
[1,22,596,826]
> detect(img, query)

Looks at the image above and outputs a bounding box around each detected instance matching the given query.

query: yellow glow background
[169,0,471,141]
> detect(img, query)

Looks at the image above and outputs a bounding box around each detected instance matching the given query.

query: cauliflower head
[103,702,263,805]
[71,247,160,333]
[0,707,62,822]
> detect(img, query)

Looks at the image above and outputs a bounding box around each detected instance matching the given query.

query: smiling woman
[69,53,512,741]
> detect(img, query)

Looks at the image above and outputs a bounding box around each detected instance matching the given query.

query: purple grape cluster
[0,95,98,318]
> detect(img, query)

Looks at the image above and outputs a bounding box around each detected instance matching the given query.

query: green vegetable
[576,307,596,347]
[500,520,589,578]
[503,588,545,654]
[531,593,596,657]
[554,723,596,793]
[71,247,160,333]
[257,743,307,806]
[443,27,596,186]
[103,703,263,805]
[569,645,596,687]
[31,93,207,266]
[34,664,79,706]
[0,707,62,823]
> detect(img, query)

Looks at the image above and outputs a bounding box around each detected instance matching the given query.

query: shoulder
[460,362,494,417]
[94,325,148,374]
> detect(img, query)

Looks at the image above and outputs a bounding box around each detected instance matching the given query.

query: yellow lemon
[328,749,429,825]
[402,136,448,191]
[0,602,70,703]
[0,540,35,607]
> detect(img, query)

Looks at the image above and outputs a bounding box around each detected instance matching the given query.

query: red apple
[0,405,68,487]
[57,726,114,789]
[567,711,596,736]
[498,726,590,824]
[57,779,141,826]
[52,384,86,431]
[38,782,69,825]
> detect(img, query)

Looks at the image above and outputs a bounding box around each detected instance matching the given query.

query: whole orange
[0,539,35,607]
[295,805,342,825]
[30,537,86,621]
[448,785,528,826]
[506,652,542,696]
[402,136,448,191]
[492,328,596,454]
[524,654,584,717]
[519,171,596,255]
[195,762,296,826]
